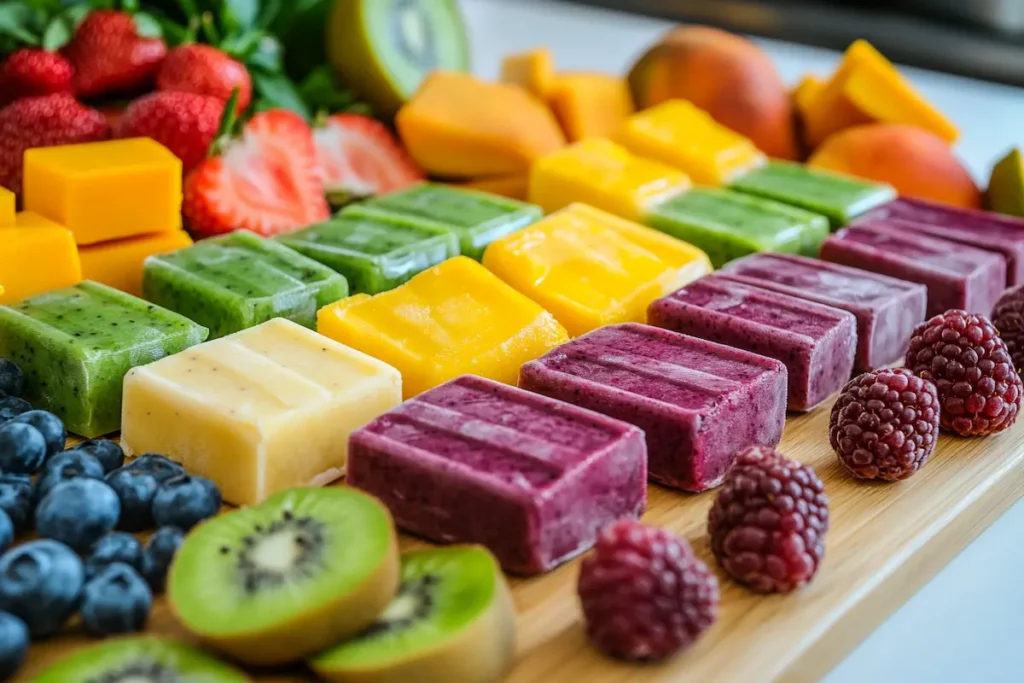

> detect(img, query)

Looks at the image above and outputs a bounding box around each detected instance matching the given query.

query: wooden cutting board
[18,398,1024,682]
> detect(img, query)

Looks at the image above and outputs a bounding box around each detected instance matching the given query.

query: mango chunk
[396,71,566,177]
[793,74,826,115]
[0,188,13,227]
[0,212,81,304]
[500,47,556,100]
[548,72,634,142]
[988,148,1024,218]
[79,230,193,297]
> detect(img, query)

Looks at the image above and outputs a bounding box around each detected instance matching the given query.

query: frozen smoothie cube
[519,323,787,492]
[729,160,896,228]
[318,256,569,399]
[644,187,830,268]
[0,281,208,437]
[361,183,542,260]
[122,318,401,506]
[144,230,349,339]
[23,138,182,245]
[528,138,690,221]
[0,212,82,303]
[720,253,926,372]
[820,222,1006,318]
[80,230,193,296]
[348,375,646,574]
[648,274,856,411]
[0,187,13,227]
[275,206,458,294]
[483,203,710,336]
[616,99,766,185]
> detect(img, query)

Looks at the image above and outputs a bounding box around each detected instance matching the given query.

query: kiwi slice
[34,637,247,682]
[168,486,399,666]
[310,546,516,683]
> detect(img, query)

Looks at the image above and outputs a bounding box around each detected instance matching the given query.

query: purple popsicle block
[648,274,856,412]
[719,253,926,372]
[820,221,1005,318]
[346,374,646,575]
[518,323,787,492]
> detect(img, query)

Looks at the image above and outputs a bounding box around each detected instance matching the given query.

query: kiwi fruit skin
[311,546,517,683]
[167,487,400,666]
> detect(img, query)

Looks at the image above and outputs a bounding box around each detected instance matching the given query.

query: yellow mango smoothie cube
[528,138,690,221]
[318,256,569,398]
[80,231,193,296]
[121,318,402,506]
[0,187,13,227]
[616,99,767,186]
[483,203,711,337]
[22,138,182,246]
[0,212,81,304]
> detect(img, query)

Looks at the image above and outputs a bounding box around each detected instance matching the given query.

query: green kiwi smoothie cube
[729,160,897,228]
[361,183,542,260]
[0,281,208,438]
[143,230,349,339]
[276,206,460,294]
[644,187,830,268]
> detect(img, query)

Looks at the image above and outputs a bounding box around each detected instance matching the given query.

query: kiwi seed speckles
[223,511,328,594]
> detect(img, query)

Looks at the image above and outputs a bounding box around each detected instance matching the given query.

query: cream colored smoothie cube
[121,317,402,505]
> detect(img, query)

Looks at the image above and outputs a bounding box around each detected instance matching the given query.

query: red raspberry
[708,445,829,593]
[577,520,719,661]
[992,285,1024,374]
[829,368,939,481]
[905,309,1022,436]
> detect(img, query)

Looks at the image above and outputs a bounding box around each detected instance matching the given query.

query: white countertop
[460,1,1024,680]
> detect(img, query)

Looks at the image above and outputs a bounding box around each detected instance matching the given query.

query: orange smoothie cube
[616,99,766,186]
[0,212,81,304]
[500,47,555,100]
[529,138,690,220]
[23,138,182,246]
[317,256,569,398]
[0,187,13,227]
[483,203,711,337]
[79,230,193,296]
[548,72,635,142]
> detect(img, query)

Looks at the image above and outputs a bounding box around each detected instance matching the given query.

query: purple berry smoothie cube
[719,253,926,372]
[518,323,787,492]
[648,274,856,412]
[346,374,646,575]
[820,221,1006,318]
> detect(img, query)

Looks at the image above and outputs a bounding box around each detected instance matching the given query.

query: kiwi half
[34,637,248,682]
[310,545,516,683]
[168,486,399,666]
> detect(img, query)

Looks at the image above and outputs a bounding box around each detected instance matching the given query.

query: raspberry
[707,445,828,593]
[577,521,719,661]
[905,309,1022,436]
[992,285,1024,374]
[829,368,939,481]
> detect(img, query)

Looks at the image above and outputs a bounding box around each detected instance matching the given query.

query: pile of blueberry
[0,359,222,679]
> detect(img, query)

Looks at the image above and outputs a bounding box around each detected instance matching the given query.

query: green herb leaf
[63,4,90,30]
[246,34,282,72]
[257,0,283,30]
[251,68,311,119]
[121,0,139,13]
[223,0,258,31]
[133,11,162,38]
[0,2,39,45]
[40,15,71,50]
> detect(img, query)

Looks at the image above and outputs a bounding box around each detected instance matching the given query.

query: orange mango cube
[548,72,635,142]
[0,212,82,303]
[500,47,556,100]
[0,188,13,227]
[79,230,193,296]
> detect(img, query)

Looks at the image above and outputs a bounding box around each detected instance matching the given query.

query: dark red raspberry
[577,520,719,661]
[905,309,1022,436]
[829,368,939,481]
[708,445,828,593]
[992,285,1024,374]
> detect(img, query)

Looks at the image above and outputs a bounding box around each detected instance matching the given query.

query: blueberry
[152,475,221,531]
[79,562,152,636]
[0,539,84,637]
[85,532,143,580]
[0,397,30,425]
[0,512,11,557]
[0,422,46,474]
[140,526,185,593]
[36,449,105,501]
[36,479,121,553]
[72,439,124,474]
[0,612,27,680]
[7,410,64,461]
[105,466,159,531]
[0,474,33,533]
[126,453,185,483]
[0,361,24,400]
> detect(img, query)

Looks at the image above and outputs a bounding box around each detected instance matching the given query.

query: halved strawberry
[183,109,330,238]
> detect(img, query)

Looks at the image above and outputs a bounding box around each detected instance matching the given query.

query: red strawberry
[0,94,111,194]
[313,114,424,199]
[116,92,226,173]
[65,11,167,98]
[183,110,330,238]
[156,45,252,112]
[0,49,74,106]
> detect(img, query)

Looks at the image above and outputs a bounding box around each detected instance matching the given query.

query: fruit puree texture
[855,196,1024,286]
[360,182,542,260]
[518,323,787,492]
[0,281,208,437]
[143,230,349,339]
[820,221,1006,317]
[720,253,926,372]
[347,375,647,575]
[648,274,856,411]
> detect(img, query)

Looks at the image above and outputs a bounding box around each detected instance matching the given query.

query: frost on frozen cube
[0,281,208,437]
[121,318,402,507]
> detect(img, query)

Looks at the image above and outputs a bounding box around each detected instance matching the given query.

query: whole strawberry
[0,48,73,106]
[156,44,252,112]
[991,285,1024,373]
[65,10,167,98]
[0,94,111,195]
[116,92,226,173]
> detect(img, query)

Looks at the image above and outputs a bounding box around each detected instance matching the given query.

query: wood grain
[16,399,1024,682]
